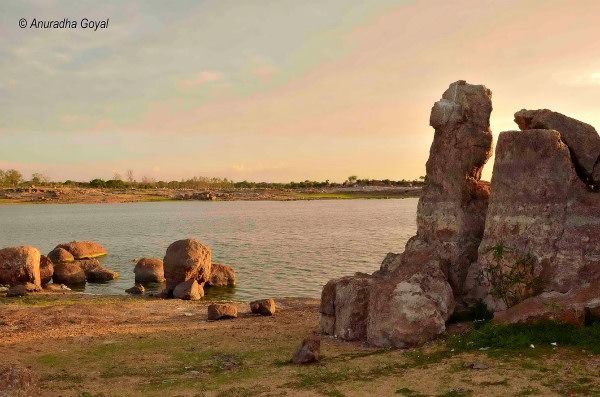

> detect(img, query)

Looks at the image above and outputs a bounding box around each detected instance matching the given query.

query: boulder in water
[0,246,41,287]
[134,258,165,283]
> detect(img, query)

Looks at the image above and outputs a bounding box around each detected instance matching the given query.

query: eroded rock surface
[514,109,600,188]
[206,263,236,287]
[320,81,493,347]
[465,129,600,311]
[0,246,41,287]
[163,239,212,292]
[56,241,107,259]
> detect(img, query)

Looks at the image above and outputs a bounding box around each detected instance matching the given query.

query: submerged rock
[206,263,236,287]
[207,303,237,320]
[163,239,212,292]
[52,262,86,285]
[86,267,119,283]
[125,284,145,295]
[134,258,165,283]
[0,246,41,288]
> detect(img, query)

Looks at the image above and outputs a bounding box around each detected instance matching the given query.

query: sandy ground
[1,294,600,397]
[0,186,421,204]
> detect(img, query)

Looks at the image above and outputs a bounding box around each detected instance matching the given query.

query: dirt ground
[1,294,600,397]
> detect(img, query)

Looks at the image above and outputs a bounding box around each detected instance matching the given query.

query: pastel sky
[2,0,600,182]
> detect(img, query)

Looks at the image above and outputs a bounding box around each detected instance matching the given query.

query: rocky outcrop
[39,255,54,285]
[206,263,236,287]
[320,81,493,347]
[134,258,165,283]
[465,128,600,311]
[250,298,276,316]
[0,246,41,287]
[514,109,600,188]
[163,239,212,292]
[56,241,107,259]
[207,303,237,320]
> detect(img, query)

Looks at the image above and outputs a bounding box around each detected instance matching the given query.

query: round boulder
[207,303,238,320]
[52,262,86,285]
[47,247,74,264]
[134,258,165,283]
[0,246,41,287]
[86,267,119,283]
[172,279,203,300]
[292,336,321,364]
[125,284,145,295]
[56,241,107,259]
[250,298,276,316]
[163,239,211,291]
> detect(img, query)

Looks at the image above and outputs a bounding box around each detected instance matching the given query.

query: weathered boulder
[52,262,86,285]
[6,284,28,297]
[47,247,74,264]
[56,241,107,259]
[134,258,165,283]
[206,263,236,287]
[320,81,493,347]
[514,109,600,187]
[292,336,320,364]
[44,283,70,292]
[465,128,600,311]
[172,279,203,300]
[125,284,145,295]
[367,262,455,348]
[250,298,276,316]
[163,239,212,292]
[39,255,54,285]
[0,246,41,287]
[207,303,237,320]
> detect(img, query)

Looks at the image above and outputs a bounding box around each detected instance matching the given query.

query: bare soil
[1,293,600,396]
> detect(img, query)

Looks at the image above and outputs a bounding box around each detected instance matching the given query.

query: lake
[0,198,417,300]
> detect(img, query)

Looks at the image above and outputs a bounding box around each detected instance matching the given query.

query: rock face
[0,246,41,287]
[163,239,212,292]
[47,247,74,264]
[465,128,600,311]
[514,109,600,188]
[56,241,107,259]
[250,298,276,316]
[134,258,165,283]
[206,263,236,287]
[39,255,54,285]
[172,279,203,300]
[292,336,320,364]
[52,262,86,285]
[320,81,493,347]
[207,303,238,320]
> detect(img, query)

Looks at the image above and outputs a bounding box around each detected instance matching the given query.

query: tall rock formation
[320,81,494,347]
[465,119,600,316]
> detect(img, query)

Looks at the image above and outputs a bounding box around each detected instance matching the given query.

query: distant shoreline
[0,186,422,205]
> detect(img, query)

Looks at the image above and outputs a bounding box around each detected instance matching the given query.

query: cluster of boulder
[0,241,118,296]
[321,80,600,348]
[206,298,276,320]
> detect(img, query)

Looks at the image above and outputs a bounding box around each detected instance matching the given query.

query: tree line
[0,169,425,189]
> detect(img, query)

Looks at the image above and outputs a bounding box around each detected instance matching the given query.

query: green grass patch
[448,322,600,355]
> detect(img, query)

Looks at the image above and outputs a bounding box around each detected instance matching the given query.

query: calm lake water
[0,199,417,300]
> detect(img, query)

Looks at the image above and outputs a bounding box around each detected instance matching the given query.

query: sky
[1,0,600,183]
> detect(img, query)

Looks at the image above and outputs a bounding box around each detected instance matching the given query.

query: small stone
[173,279,203,300]
[292,335,320,364]
[465,361,489,370]
[250,298,276,316]
[207,303,237,320]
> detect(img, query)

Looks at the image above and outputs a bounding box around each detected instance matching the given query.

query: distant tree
[105,179,127,189]
[126,169,135,183]
[345,175,358,185]
[113,172,123,181]
[31,173,49,185]
[89,179,106,188]
[4,169,23,186]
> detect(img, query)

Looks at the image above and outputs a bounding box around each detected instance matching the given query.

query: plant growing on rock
[479,244,542,308]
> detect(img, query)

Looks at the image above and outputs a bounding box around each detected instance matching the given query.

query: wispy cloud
[179,70,222,89]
